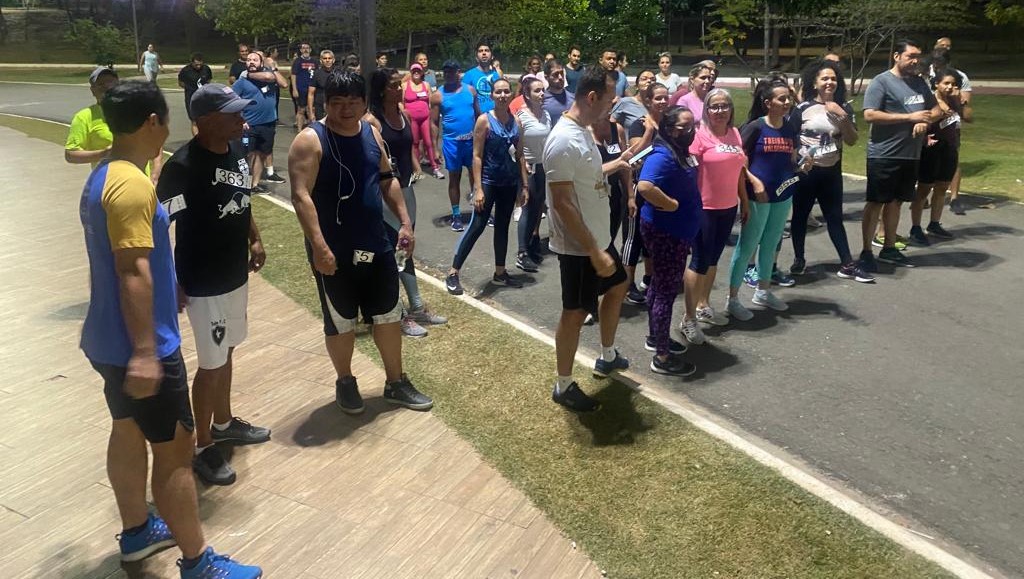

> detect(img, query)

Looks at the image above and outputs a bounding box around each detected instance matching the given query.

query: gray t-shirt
[543,118,611,256]
[863,71,937,160]
[610,96,647,134]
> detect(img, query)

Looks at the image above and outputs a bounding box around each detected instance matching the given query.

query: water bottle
[395,237,410,272]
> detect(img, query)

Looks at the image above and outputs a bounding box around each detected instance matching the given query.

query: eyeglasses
[708,104,731,113]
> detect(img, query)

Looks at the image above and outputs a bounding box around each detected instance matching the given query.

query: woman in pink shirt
[405,63,443,179]
[676,63,716,125]
[684,88,751,330]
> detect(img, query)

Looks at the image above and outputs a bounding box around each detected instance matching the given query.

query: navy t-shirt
[740,117,800,203]
[638,144,703,241]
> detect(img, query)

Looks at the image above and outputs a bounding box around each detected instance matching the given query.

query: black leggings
[453,183,517,270]
[790,164,852,264]
[517,164,545,254]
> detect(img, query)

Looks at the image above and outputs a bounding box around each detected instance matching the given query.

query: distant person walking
[177,53,213,136]
[139,43,162,83]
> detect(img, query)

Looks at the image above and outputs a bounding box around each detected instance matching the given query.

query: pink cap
[410,63,424,72]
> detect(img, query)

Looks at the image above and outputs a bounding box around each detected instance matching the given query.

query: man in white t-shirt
[543,66,632,412]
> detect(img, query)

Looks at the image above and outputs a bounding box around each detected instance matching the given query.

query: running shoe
[118,512,176,562]
[859,250,879,273]
[624,283,647,306]
[552,382,600,412]
[872,234,908,251]
[433,169,446,180]
[650,354,696,377]
[752,288,788,311]
[383,375,433,410]
[680,317,706,345]
[445,272,464,295]
[696,305,728,326]
[407,307,447,325]
[211,417,271,445]
[639,274,651,291]
[515,253,540,273]
[644,335,687,355]
[251,184,268,194]
[950,197,966,215]
[743,266,759,288]
[907,225,930,247]
[412,172,425,183]
[178,547,262,579]
[593,349,629,378]
[771,267,796,287]
[927,221,954,239]
[789,258,807,276]
[450,215,465,232]
[512,206,523,222]
[492,271,523,288]
[335,375,364,415]
[583,313,596,326]
[808,215,824,228]
[193,446,236,486]
[726,297,753,321]
[400,315,428,337]
[878,246,915,267]
[487,216,495,227]
[837,262,875,283]
[263,173,286,184]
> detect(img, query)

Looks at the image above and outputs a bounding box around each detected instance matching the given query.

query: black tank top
[373,109,415,189]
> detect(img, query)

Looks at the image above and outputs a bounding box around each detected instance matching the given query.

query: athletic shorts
[690,205,738,274]
[443,138,473,172]
[91,349,195,444]
[308,242,402,335]
[184,95,197,121]
[620,192,648,266]
[866,158,918,203]
[557,245,628,314]
[246,122,276,155]
[185,283,248,370]
[293,90,309,109]
[918,141,958,185]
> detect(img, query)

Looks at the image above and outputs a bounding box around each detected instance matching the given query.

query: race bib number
[353,250,375,265]
[685,155,699,168]
[261,85,269,94]
[161,194,187,218]
[606,143,621,155]
[814,142,838,158]
[211,168,253,190]
[715,144,743,155]
[940,113,960,129]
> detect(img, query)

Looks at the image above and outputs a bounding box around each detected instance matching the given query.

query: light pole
[359,0,375,99]
[130,0,140,71]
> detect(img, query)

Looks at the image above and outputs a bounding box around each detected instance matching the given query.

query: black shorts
[91,349,195,444]
[246,122,276,155]
[308,242,401,334]
[918,141,958,184]
[184,94,196,121]
[557,245,628,314]
[866,158,918,203]
[293,89,309,109]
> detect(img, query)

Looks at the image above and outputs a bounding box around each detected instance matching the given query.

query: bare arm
[65,148,109,164]
[372,125,415,255]
[514,116,529,195]
[429,91,442,126]
[114,247,162,398]
[471,114,488,202]
[636,180,678,211]
[273,69,288,89]
[307,85,316,119]
[288,128,334,274]
[248,213,265,272]
[246,70,277,83]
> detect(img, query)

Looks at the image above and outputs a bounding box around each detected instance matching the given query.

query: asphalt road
[4,81,1022,576]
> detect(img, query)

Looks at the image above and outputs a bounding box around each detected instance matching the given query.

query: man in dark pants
[177,53,213,136]
[291,42,317,129]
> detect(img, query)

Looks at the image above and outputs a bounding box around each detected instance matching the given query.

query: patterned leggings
[641,220,690,357]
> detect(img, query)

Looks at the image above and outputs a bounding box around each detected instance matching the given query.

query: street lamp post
[130,0,140,71]
[359,0,375,99]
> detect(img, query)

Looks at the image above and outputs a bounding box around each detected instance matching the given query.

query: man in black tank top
[288,71,434,414]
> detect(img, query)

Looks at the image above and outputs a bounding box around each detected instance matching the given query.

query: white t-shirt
[543,117,610,256]
[656,72,682,94]
[516,107,552,164]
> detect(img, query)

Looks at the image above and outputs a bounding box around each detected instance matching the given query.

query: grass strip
[251,195,950,579]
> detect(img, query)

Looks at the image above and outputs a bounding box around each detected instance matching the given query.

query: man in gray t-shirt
[859,39,938,271]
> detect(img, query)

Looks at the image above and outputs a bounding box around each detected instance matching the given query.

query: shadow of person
[938,223,1022,240]
[686,342,742,379]
[289,400,401,447]
[906,250,1001,271]
[568,380,654,447]
[782,298,861,322]
[63,550,166,579]
[49,301,89,321]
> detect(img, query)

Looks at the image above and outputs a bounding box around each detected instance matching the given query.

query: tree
[985,0,1024,26]
[195,0,308,47]
[703,0,759,72]
[378,0,454,67]
[67,19,135,65]
[500,0,589,58]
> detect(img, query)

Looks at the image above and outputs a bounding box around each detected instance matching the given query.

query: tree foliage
[67,19,134,65]
[985,0,1024,26]
[195,0,310,45]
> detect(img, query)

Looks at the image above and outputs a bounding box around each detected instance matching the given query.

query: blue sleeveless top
[482,111,520,187]
[310,120,390,256]
[440,84,476,140]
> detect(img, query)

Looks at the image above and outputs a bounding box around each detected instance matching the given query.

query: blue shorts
[443,138,473,172]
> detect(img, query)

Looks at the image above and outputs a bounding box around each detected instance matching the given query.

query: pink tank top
[404,81,430,120]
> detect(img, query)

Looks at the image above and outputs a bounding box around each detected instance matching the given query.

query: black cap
[442,59,461,71]
[189,83,253,118]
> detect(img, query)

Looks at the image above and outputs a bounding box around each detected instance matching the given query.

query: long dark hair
[800,59,847,103]
[368,67,398,119]
[654,105,694,166]
[747,76,789,123]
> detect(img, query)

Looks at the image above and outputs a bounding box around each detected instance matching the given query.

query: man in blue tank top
[288,70,434,415]
[431,60,480,232]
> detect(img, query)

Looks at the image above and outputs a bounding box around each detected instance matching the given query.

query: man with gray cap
[156,83,271,486]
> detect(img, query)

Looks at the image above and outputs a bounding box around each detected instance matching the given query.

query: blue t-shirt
[232,77,278,125]
[638,144,703,241]
[543,89,575,125]
[741,117,800,203]
[291,56,317,93]
[615,70,628,97]
[462,66,501,114]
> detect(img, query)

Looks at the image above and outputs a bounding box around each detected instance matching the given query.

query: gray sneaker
[401,315,428,338]
[407,307,448,325]
[336,376,365,415]
[384,375,433,410]
[752,289,788,311]
[193,446,236,486]
[696,306,728,326]
[680,317,706,345]
[211,417,271,445]
[726,297,753,321]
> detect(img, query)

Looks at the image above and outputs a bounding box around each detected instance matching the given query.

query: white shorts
[186,283,248,370]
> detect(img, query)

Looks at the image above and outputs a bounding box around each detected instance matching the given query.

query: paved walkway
[0,128,600,578]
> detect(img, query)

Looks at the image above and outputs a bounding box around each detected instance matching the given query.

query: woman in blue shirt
[637,106,703,377]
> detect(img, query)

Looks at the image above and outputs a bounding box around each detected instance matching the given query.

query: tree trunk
[405,29,412,68]
[0,6,7,45]
[678,15,685,53]
[770,24,781,68]
[793,26,803,72]
[763,1,770,70]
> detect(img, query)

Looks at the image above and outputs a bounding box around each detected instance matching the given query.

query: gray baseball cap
[89,66,118,85]
[189,83,253,118]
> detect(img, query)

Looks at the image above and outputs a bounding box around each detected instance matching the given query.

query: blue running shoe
[118,512,176,562]
[593,348,629,378]
[179,547,262,579]
[743,266,759,288]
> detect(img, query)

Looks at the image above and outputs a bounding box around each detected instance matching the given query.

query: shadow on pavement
[686,343,742,380]
[290,400,401,447]
[571,380,654,447]
[49,300,89,321]
[906,249,1002,270]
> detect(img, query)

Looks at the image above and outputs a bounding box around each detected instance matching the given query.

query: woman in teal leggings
[726,79,810,320]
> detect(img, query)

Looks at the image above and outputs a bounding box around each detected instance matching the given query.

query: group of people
[68,34,974,577]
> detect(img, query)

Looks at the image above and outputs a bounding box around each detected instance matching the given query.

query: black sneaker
[789,258,806,276]
[927,221,954,239]
[446,272,464,295]
[335,375,365,415]
[551,382,601,412]
[211,417,271,445]
[878,246,915,268]
[593,349,629,378]
[515,253,539,273]
[837,262,875,283]
[859,250,879,273]
[492,271,523,288]
[263,173,286,184]
[193,446,236,486]
[908,225,930,247]
[383,374,433,410]
[644,335,687,355]
[650,354,697,377]
[950,197,966,215]
[624,284,646,306]
[251,184,268,194]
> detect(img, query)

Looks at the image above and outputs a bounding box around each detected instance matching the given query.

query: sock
[602,345,617,362]
[555,375,574,393]
[451,204,460,219]
[212,420,232,431]
[123,520,148,536]
[195,443,214,456]
[266,165,275,176]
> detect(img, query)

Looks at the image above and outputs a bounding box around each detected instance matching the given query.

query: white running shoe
[513,206,523,222]
[680,317,706,345]
[726,297,753,321]
[752,289,788,311]
[696,305,728,326]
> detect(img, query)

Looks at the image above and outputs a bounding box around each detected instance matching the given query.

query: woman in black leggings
[789,59,874,283]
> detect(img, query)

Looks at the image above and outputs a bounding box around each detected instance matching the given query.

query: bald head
[935,37,952,50]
